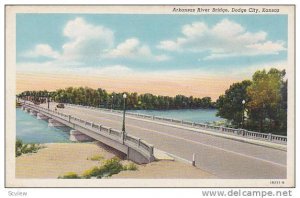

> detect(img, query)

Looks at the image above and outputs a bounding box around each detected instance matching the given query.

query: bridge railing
[65,103,287,145]
[23,103,154,160]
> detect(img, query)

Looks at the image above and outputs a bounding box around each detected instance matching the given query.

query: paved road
[43,103,286,179]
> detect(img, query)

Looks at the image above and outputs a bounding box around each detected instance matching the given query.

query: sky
[16,14,288,100]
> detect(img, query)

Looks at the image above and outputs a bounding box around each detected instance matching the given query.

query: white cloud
[21,18,114,63]
[22,44,60,59]
[103,38,170,62]
[21,17,168,64]
[157,19,286,59]
[61,17,114,61]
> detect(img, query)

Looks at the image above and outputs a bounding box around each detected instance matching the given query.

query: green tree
[247,68,286,134]
[216,80,252,127]
[20,87,216,110]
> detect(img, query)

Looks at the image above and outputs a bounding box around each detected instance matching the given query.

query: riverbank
[16,142,216,179]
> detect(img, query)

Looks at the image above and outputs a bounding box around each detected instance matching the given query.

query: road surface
[42,103,286,179]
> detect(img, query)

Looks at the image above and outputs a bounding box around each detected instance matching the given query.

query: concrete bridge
[21,103,155,164]
[21,101,287,179]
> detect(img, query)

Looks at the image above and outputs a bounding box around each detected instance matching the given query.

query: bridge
[21,101,287,179]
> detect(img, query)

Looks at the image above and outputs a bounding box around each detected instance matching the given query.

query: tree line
[18,87,215,110]
[216,68,287,135]
[17,68,288,135]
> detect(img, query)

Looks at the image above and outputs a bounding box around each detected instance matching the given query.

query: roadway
[41,102,287,179]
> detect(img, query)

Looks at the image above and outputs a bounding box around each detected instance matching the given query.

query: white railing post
[239,129,243,135]
[192,153,196,166]
[268,133,272,141]
[242,129,246,136]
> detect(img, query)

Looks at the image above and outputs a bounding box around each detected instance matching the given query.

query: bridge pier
[29,109,37,116]
[69,130,94,142]
[22,103,156,164]
[37,113,48,120]
[48,119,65,127]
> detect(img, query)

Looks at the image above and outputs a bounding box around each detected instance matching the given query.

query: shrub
[100,157,123,177]
[123,162,138,171]
[82,166,101,179]
[89,154,104,161]
[16,139,43,157]
[16,139,23,157]
[58,172,80,179]
[81,157,123,178]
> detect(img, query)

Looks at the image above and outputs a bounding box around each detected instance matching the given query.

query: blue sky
[17,14,287,71]
[16,14,288,98]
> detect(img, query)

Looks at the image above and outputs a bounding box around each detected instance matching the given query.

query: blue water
[16,108,71,144]
[129,109,223,123]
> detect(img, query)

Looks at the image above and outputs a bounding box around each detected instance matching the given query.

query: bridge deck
[41,102,286,179]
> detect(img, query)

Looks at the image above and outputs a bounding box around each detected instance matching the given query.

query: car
[56,103,65,108]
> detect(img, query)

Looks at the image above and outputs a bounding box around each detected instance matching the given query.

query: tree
[19,87,216,110]
[216,80,252,127]
[247,68,286,134]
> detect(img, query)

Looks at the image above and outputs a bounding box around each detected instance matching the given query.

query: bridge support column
[48,119,65,127]
[37,113,48,120]
[29,109,37,116]
[69,130,94,142]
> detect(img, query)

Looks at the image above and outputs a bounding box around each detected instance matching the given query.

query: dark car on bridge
[56,103,65,108]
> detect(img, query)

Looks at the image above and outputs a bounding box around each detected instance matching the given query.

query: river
[16,108,71,144]
[128,109,223,123]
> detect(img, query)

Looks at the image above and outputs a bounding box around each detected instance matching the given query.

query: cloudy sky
[16,14,287,100]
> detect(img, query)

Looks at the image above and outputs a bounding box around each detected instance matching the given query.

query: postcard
[5,5,295,187]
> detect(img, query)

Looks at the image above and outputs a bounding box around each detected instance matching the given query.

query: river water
[16,108,71,144]
[129,109,223,123]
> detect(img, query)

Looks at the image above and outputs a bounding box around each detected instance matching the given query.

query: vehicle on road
[56,103,65,108]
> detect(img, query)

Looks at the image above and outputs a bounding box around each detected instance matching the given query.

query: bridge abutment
[127,147,155,164]
[69,130,95,142]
